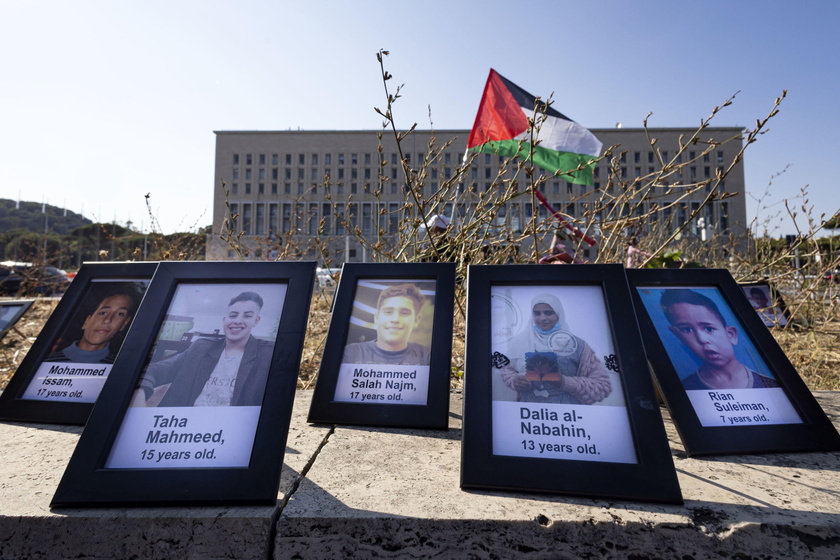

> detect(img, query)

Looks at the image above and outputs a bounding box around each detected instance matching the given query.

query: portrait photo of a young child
[636,287,777,391]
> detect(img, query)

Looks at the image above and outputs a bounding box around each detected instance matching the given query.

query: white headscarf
[526,293,568,352]
[531,294,567,330]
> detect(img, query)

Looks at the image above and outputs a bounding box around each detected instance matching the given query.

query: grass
[771,319,840,391]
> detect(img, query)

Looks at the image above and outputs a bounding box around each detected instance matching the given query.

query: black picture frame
[738,280,790,328]
[308,262,456,429]
[461,264,682,504]
[0,299,34,339]
[0,262,157,425]
[628,268,840,456]
[51,260,316,507]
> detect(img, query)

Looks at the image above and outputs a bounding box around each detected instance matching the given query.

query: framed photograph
[0,262,157,425]
[738,280,790,328]
[51,260,316,507]
[308,262,456,429]
[461,264,682,504]
[0,299,34,340]
[628,268,840,456]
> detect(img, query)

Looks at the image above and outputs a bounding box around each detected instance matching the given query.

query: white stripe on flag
[514,112,602,157]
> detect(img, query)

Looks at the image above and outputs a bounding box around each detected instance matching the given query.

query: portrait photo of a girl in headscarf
[490,286,622,407]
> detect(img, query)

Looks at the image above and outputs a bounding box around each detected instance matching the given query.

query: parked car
[824,267,840,284]
[0,261,72,296]
[0,265,23,296]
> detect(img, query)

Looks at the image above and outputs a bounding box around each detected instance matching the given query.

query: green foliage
[0,198,207,266]
[2,230,66,258]
[0,199,91,235]
[644,251,683,268]
[823,213,840,230]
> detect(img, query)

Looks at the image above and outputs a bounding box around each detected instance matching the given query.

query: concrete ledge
[276,392,840,559]
[1,391,839,559]
[0,393,331,560]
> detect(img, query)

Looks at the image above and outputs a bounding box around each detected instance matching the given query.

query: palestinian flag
[467,69,602,186]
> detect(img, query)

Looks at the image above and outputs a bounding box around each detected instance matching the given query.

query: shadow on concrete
[274,473,840,559]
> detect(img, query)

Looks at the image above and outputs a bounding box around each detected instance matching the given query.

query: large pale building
[207,128,747,262]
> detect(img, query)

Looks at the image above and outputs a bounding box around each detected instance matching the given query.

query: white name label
[492,401,638,464]
[22,362,113,403]
[105,406,261,469]
[333,363,429,405]
[686,388,802,427]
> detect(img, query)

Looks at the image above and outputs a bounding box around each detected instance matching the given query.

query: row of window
[230,178,563,198]
[232,162,727,185]
[232,164,473,182]
[228,174,726,199]
[232,151,464,168]
[616,150,726,165]
[596,166,726,180]
[232,149,728,171]
[226,149,732,202]
[227,200,731,239]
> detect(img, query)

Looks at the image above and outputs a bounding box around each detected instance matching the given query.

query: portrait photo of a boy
[130,283,287,408]
[341,280,435,367]
[740,282,788,327]
[44,290,139,364]
[637,287,778,391]
[631,275,809,434]
[660,289,778,390]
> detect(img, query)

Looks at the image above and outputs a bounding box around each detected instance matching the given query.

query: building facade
[208,128,747,262]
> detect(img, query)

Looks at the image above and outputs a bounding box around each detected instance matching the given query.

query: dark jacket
[140,335,274,407]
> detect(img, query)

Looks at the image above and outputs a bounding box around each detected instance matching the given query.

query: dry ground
[1,295,838,392]
[772,324,840,390]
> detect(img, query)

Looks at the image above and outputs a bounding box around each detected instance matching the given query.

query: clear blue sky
[1,0,837,236]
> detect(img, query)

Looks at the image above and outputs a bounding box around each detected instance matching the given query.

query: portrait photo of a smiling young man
[131,284,287,408]
[342,283,432,366]
[328,278,437,407]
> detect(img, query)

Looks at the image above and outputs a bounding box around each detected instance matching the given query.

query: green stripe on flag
[470,140,598,186]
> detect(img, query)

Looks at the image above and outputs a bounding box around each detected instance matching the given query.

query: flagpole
[533,190,596,247]
[43,199,48,266]
[528,112,539,263]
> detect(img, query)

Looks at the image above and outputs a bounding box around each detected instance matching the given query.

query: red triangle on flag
[467,69,529,149]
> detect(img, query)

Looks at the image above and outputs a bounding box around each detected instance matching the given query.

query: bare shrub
[209,51,838,391]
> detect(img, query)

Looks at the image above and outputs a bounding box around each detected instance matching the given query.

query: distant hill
[0,199,92,235]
